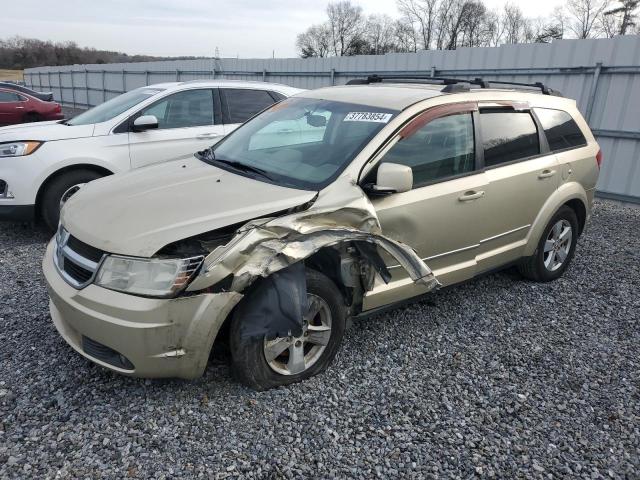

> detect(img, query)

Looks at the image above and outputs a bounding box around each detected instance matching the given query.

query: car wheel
[518,205,579,282]
[230,269,346,390]
[40,169,105,231]
[24,112,41,123]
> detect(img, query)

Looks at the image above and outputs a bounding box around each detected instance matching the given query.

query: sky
[0,0,565,59]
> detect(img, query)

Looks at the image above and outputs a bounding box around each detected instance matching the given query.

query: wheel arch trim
[524,182,589,257]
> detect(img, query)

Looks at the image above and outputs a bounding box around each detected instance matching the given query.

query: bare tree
[603,0,639,35]
[296,24,331,58]
[393,19,419,52]
[566,0,609,38]
[364,15,398,54]
[326,1,365,56]
[397,0,439,49]
[503,3,529,44]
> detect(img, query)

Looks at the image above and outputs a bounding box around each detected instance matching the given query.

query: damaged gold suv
[43,76,601,390]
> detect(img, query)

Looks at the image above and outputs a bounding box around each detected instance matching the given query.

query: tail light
[54,104,62,113]
[596,149,603,169]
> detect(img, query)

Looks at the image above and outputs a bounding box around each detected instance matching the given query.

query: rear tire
[518,205,579,282]
[40,169,106,231]
[24,112,41,123]
[230,269,346,390]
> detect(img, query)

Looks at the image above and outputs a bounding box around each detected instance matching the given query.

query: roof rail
[346,74,562,96]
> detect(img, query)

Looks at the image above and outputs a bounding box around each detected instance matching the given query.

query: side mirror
[373,162,413,194]
[132,115,159,132]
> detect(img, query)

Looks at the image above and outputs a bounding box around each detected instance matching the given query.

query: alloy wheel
[263,294,332,375]
[543,219,572,271]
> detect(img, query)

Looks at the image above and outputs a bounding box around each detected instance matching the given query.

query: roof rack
[345,74,562,96]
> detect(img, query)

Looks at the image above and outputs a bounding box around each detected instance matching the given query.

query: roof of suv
[298,84,445,110]
[297,79,569,111]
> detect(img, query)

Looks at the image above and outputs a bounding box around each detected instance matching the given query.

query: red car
[0,87,64,126]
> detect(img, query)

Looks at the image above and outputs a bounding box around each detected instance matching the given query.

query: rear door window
[222,89,277,124]
[480,110,540,167]
[534,108,587,152]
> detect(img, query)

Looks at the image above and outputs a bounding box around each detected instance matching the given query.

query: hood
[0,121,95,142]
[61,156,317,257]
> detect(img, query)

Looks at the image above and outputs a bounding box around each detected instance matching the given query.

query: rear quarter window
[534,108,587,152]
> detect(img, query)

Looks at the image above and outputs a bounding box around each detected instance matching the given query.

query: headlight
[95,255,204,297]
[0,141,42,157]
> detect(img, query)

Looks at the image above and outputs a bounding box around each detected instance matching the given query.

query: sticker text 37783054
[344,112,393,123]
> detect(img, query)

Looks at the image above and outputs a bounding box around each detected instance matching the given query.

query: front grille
[54,228,105,288]
[82,336,134,370]
[67,235,104,262]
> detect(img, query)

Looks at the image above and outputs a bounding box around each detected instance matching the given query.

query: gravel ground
[0,200,638,479]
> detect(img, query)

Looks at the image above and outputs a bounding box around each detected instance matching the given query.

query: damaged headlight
[95,255,204,298]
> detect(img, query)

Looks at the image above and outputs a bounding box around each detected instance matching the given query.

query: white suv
[0,80,303,228]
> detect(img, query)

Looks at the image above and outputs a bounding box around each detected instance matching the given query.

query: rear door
[220,88,282,134]
[0,91,24,124]
[474,105,559,273]
[128,88,224,169]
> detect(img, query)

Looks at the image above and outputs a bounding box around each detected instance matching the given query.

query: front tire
[40,169,106,230]
[230,269,346,390]
[518,205,579,282]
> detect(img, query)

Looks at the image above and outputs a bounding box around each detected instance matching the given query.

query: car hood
[0,121,95,142]
[61,157,317,257]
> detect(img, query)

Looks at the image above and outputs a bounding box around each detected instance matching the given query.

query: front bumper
[43,239,242,379]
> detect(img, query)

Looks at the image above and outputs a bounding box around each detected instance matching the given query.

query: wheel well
[35,164,113,217]
[564,199,587,235]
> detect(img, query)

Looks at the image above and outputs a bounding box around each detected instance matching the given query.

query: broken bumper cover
[43,240,242,379]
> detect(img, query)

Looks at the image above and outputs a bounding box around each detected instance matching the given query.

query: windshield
[208,97,398,190]
[66,87,164,126]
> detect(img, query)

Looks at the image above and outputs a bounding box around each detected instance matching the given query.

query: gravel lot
[0,200,638,478]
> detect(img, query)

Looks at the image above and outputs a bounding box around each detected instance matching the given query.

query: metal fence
[24,36,640,203]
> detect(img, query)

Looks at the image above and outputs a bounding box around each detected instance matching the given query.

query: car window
[248,110,331,150]
[380,113,475,187]
[139,89,214,129]
[480,111,540,167]
[223,89,277,124]
[534,108,587,152]
[0,91,20,102]
[67,87,164,125]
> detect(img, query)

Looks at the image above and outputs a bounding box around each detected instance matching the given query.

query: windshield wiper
[214,159,273,181]
[196,148,273,181]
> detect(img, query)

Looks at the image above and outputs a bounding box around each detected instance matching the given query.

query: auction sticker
[344,112,393,123]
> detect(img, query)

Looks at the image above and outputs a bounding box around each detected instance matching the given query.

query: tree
[296,24,331,58]
[603,0,639,35]
[364,15,398,54]
[566,0,609,38]
[326,1,365,56]
[397,0,439,49]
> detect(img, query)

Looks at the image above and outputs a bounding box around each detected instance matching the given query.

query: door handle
[458,190,485,202]
[15,106,24,109]
[538,169,556,179]
[196,133,222,140]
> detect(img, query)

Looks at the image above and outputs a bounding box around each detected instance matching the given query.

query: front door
[364,104,489,309]
[128,88,225,169]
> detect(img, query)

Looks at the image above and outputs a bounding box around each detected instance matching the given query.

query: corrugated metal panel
[24,36,640,201]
